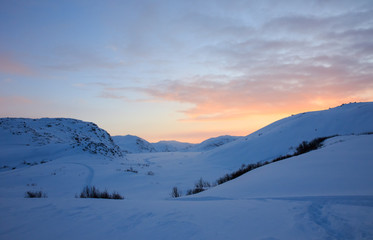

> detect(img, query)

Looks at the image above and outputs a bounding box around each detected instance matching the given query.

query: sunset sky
[1,0,372,143]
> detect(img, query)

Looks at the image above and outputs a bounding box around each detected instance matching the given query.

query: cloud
[0,96,34,108]
[102,4,373,121]
[98,91,130,101]
[85,1,373,121]
[0,54,35,76]
[1,78,14,83]
[140,71,372,121]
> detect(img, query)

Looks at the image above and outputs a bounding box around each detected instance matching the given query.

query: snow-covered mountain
[112,135,156,153]
[202,102,373,169]
[0,118,123,169]
[152,140,195,152]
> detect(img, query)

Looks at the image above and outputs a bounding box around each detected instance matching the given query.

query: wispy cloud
[99,91,131,101]
[0,96,34,106]
[135,6,373,121]
[0,53,35,76]
[139,75,370,121]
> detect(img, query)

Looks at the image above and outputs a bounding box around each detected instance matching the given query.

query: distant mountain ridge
[113,135,242,153]
[111,103,373,155]
[2,102,372,164]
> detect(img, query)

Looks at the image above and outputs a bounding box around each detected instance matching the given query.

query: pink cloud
[141,72,373,121]
[0,96,33,103]
[0,96,34,109]
[99,92,130,101]
[0,54,35,76]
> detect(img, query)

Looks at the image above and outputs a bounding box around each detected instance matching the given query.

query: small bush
[25,191,47,198]
[294,136,330,155]
[216,162,266,185]
[186,188,202,195]
[125,167,138,174]
[195,178,210,189]
[183,136,334,197]
[272,154,292,162]
[171,186,182,198]
[215,136,334,186]
[186,178,211,195]
[111,192,124,199]
[79,185,124,200]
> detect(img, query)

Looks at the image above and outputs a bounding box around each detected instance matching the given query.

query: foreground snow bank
[1,196,372,240]
[197,135,373,199]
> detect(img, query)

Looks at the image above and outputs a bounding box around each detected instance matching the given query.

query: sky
[1,0,373,143]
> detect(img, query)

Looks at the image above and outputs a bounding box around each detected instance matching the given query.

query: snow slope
[0,118,123,169]
[152,140,195,152]
[112,135,156,153]
[198,134,373,199]
[190,135,241,152]
[203,102,373,169]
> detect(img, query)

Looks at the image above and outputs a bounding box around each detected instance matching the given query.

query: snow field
[1,102,373,239]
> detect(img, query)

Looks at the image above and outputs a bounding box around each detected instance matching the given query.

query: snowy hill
[203,102,373,169]
[0,118,123,169]
[1,102,373,239]
[198,134,373,199]
[191,135,241,152]
[127,135,241,153]
[112,135,156,153]
[152,140,195,152]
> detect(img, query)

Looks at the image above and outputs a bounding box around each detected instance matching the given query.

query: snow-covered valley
[1,102,373,239]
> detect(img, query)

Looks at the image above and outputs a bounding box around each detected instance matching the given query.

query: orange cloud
[141,72,373,121]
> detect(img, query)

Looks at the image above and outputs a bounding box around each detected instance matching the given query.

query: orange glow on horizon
[107,99,372,143]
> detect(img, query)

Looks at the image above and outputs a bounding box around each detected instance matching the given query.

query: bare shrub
[25,191,47,198]
[171,186,182,198]
[79,185,124,200]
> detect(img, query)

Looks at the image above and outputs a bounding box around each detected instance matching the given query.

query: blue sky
[1,0,373,142]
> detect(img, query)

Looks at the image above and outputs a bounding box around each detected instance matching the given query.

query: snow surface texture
[114,134,241,153]
[1,102,373,239]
